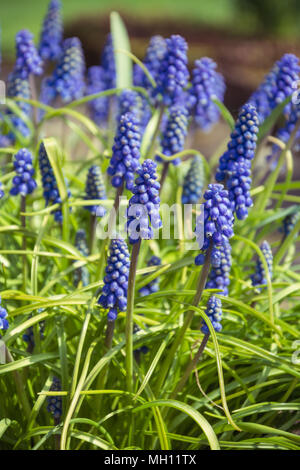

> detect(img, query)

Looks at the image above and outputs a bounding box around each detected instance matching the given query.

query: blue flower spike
[47,376,62,422]
[0,296,9,330]
[139,256,162,297]
[201,296,223,335]
[15,29,43,79]
[39,0,63,61]
[98,237,130,321]
[74,229,90,288]
[251,240,273,288]
[84,165,107,217]
[10,148,37,197]
[182,155,205,204]
[127,159,162,244]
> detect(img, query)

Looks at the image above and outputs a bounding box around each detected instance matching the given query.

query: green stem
[155,243,212,396]
[125,239,141,392]
[21,196,27,294]
[147,105,165,158]
[5,346,31,421]
[170,333,210,400]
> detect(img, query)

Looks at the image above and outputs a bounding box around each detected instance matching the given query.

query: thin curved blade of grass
[133,399,220,450]
[212,98,235,130]
[0,352,58,375]
[110,12,132,88]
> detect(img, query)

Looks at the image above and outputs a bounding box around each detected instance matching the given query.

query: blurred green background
[2,0,300,56]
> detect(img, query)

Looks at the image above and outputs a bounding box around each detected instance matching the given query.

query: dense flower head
[101,34,116,90]
[86,66,109,125]
[201,296,223,334]
[206,239,232,296]
[0,182,4,199]
[139,35,167,100]
[38,142,71,223]
[251,240,273,287]
[216,103,259,220]
[98,237,130,321]
[249,53,300,122]
[118,89,151,133]
[139,256,162,297]
[269,104,300,160]
[84,165,107,217]
[191,57,226,131]
[155,35,189,106]
[156,104,189,166]
[195,184,234,266]
[0,296,8,330]
[50,37,85,103]
[74,229,90,288]
[6,71,31,138]
[280,208,300,237]
[107,112,141,190]
[127,159,162,244]
[47,376,62,421]
[23,315,45,352]
[10,148,37,196]
[182,155,205,204]
[14,29,43,78]
[39,0,63,61]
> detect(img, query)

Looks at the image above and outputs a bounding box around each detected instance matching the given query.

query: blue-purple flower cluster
[182,155,205,204]
[39,0,63,61]
[86,66,109,126]
[0,296,8,330]
[216,104,259,220]
[139,256,161,297]
[190,57,225,131]
[98,238,130,321]
[249,53,300,122]
[195,184,234,266]
[38,142,70,223]
[14,29,43,79]
[137,35,167,101]
[201,296,223,334]
[251,240,273,287]
[127,159,162,244]
[74,229,90,288]
[10,148,37,196]
[84,165,107,217]
[108,112,141,190]
[206,239,232,296]
[156,105,188,166]
[155,35,189,106]
[23,315,45,352]
[280,208,300,237]
[47,376,62,421]
[49,37,85,103]
[101,34,116,90]
[6,71,31,138]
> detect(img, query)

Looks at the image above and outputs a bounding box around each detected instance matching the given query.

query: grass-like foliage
[0,9,300,451]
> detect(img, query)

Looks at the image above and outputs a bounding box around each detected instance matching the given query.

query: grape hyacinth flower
[201,296,223,334]
[127,159,162,244]
[86,66,109,126]
[84,165,107,217]
[0,182,4,199]
[10,148,37,197]
[195,184,234,266]
[118,89,142,121]
[206,238,232,296]
[156,104,189,166]
[23,315,45,353]
[14,29,43,79]
[280,208,300,238]
[47,376,62,422]
[39,0,63,61]
[38,142,70,223]
[50,37,85,103]
[216,103,259,220]
[74,229,90,288]
[155,35,189,106]
[251,241,273,288]
[6,70,31,138]
[98,237,130,321]
[107,112,141,191]
[191,57,226,131]
[0,296,8,330]
[249,53,300,122]
[139,35,167,100]
[139,256,161,297]
[182,155,205,204]
[101,34,116,90]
